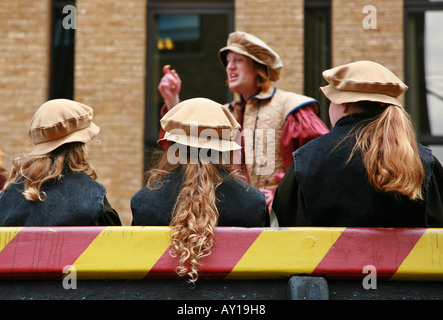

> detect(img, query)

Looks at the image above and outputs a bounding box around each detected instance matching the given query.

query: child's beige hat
[28,99,99,156]
[158,97,241,152]
[320,61,408,107]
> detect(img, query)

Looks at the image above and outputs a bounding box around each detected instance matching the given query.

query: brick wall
[235,0,405,98]
[75,0,146,224]
[331,0,404,81]
[0,0,50,167]
[235,0,305,94]
[0,0,145,225]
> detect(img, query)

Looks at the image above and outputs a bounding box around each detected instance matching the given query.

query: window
[49,0,76,100]
[157,15,201,53]
[304,0,332,127]
[145,1,234,168]
[405,0,443,161]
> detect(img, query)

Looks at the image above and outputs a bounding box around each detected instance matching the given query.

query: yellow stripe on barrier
[226,227,345,279]
[391,228,443,281]
[71,226,171,279]
[0,227,22,253]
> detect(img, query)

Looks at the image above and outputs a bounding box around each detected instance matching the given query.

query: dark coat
[273,114,443,227]
[0,170,120,226]
[131,168,269,227]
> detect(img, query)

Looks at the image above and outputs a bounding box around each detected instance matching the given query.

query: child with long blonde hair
[273,61,443,227]
[0,99,120,226]
[131,98,269,282]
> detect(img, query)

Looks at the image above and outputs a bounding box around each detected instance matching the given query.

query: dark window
[405,0,443,161]
[304,0,331,127]
[49,0,76,100]
[157,15,202,53]
[145,1,234,169]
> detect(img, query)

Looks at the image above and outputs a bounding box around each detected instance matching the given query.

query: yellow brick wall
[0,0,50,166]
[234,0,404,96]
[331,0,404,81]
[75,0,146,225]
[234,0,305,94]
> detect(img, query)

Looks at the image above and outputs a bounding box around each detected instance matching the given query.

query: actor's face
[225,51,258,98]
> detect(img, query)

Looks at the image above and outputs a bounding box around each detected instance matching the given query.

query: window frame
[404,0,443,146]
[304,0,332,127]
[144,2,234,167]
[49,0,76,100]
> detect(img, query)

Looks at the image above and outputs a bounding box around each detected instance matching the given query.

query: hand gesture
[158,65,181,110]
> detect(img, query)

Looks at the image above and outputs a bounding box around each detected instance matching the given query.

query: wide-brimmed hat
[158,98,241,152]
[28,99,100,156]
[218,31,283,81]
[320,61,408,107]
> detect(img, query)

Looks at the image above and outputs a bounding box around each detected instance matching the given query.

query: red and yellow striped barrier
[0,226,442,281]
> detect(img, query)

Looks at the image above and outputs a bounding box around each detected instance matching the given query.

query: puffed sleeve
[280,105,329,169]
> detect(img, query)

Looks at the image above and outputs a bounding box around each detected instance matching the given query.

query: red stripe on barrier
[0,227,104,280]
[145,227,264,279]
[312,228,426,280]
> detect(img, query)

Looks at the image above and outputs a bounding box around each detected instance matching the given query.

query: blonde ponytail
[169,162,222,283]
[146,148,243,282]
[350,103,425,201]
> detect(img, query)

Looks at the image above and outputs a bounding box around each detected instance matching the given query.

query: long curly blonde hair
[146,148,242,282]
[4,142,97,201]
[348,102,425,201]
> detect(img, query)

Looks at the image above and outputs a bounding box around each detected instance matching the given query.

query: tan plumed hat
[320,61,408,107]
[218,31,283,81]
[28,99,100,156]
[158,97,241,152]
